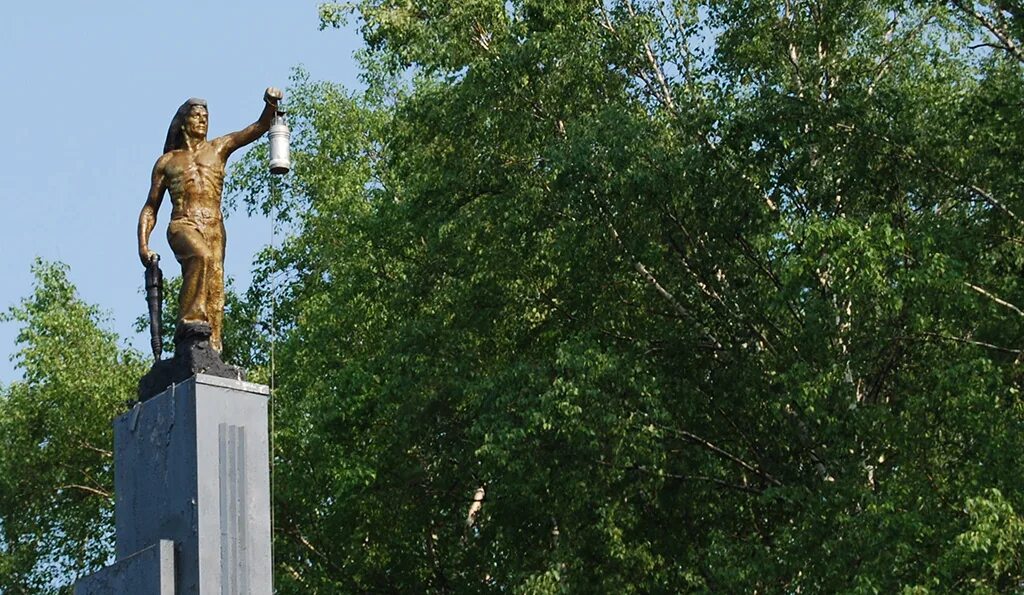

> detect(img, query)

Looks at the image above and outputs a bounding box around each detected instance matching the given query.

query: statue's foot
[138,322,245,401]
[175,320,213,344]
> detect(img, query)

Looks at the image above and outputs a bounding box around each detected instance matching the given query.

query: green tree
[226,0,1024,591]
[0,260,145,593]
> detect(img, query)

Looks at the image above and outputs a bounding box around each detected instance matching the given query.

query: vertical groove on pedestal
[218,424,248,594]
[219,423,231,594]
[219,423,230,593]
[237,428,249,594]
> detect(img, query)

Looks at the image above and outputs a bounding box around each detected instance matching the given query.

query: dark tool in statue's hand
[144,254,163,360]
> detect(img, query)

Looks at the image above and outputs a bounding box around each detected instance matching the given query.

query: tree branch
[965,282,1024,317]
[835,122,1022,224]
[601,201,725,349]
[633,464,764,495]
[657,424,782,486]
[58,484,111,499]
[915,331,1022,354]
[624,0,678,112]
[78,441,112,458]
[951,0,1024,65]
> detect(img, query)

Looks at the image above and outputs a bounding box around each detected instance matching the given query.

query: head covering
[163,98,208,154]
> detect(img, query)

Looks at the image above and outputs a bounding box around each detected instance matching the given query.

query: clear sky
[0,2,362,382]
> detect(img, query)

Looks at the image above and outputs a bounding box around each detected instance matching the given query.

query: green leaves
[252,0,1024,591]
[0,260,144,593]
[953,489,1024,588]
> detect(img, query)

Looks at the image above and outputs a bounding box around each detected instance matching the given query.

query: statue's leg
[168,219,215,338]
[207,221,227,353]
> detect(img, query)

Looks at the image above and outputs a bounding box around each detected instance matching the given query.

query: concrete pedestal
[75,374,272,595]
[74,540,175,595]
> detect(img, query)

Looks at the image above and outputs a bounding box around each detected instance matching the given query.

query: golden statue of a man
[138,88,283,353]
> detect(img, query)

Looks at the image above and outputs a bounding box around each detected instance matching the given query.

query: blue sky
[0,2,362,381]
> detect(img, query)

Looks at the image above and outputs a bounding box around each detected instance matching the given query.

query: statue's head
[163,98,209,153]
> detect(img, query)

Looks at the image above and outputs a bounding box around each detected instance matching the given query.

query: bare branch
[281,562,309,586]
[601,202,725,349]
[58,484,111,499]
[657,424,782,486]
[915,331,1023,354]
[466,485,486,529]
[869,13,937,95]
[669,473,765,495]
[285,526,347,576]
[634,465,764,495]
[951,0,1024,64]
[835,122,1022,224]
[472,21,492,52]
[624,0,678,112]
[965,282,1024,317]
[78,441,113,458]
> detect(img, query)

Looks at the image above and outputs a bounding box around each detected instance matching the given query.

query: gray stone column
[75,374,272,595]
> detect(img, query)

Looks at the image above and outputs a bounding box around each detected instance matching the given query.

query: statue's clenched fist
[264,87,283,107]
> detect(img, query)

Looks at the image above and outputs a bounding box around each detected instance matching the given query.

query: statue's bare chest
[165,148,225,196]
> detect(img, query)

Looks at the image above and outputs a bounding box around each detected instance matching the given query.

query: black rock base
[137,323,246,401]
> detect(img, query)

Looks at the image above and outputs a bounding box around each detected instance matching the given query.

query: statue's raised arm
[214,87,283,157]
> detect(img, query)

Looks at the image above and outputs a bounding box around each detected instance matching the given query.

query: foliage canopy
[250,0,1024,591]
[0,261,143,592]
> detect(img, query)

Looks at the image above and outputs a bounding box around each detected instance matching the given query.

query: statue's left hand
[264,87,284,108]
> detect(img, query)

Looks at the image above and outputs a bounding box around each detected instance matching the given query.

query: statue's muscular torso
[160,142,228,223]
